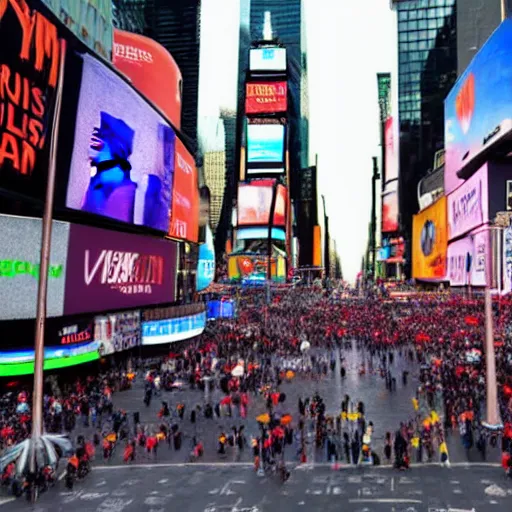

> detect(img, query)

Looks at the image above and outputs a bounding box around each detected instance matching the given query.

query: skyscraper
[113,0,201,153]
[391,0,457,277]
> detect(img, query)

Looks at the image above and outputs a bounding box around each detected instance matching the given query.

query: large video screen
[247,125,285,164]
[246,82,287,114]
[237,181,287,227]
[382,184,399,233]
[65,53,174,232]
[249,48,287,72]
[142,311,206,345]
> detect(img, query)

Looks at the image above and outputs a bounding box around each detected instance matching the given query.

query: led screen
[66,53,174,232]
[382,189,399,233]
[236,227,286,241]
[94,310,141,356]
[142,312,206,345]
[207,300,235,320]
[247,125,285,164]
[237,181,287,227]
[246,82,287,114]
[384,117,398,183]
[249,48,287,71]
[197,225,215,292]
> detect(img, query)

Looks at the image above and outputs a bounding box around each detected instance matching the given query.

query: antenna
[263,11,273,41]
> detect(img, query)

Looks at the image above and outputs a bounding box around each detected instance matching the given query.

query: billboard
[245,82,287,114]
[169,137,199,242]
[41,0,113,59]
[412,197,448,280]
[64,224,177,315]
[247,124,285,164]
[207,299,235,320]
[65,53,174,232]
[113,29,182,129]
[196,225,215,292]
[503,222,512,294]
[0,215,69,320]
[382,181,399,233]
[237,181,287,227]
[249,47,286,72]
[447,236,474,286]
[447,164,488,240]
[94,310,141,356]
[445,19,512,194]
[142,311,206,345]
[0,1,64,199]
[236,227,286,241]
[471,228,488,286]
[228,254,286,283]
[384,117,398,183]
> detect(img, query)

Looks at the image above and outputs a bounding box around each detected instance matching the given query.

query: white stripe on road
[349,498,423,504]
[59,469,67,481]
[0,498,15,507]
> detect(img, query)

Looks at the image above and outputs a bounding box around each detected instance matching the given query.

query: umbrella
[0,435,73,478]
[280,414,292,426]
[300,340,310,352]
[256,413,270,424]
[231,366,244,377]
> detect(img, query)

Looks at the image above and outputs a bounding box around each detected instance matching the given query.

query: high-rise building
[391,0,457,277]
[113,0,201,153]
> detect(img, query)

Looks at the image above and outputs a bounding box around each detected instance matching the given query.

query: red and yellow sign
[412,197,447,280]
[245,81,287,114]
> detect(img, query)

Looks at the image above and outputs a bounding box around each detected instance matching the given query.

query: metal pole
[502,0,508,21]
[30,39,66,475]
[370,157,380,282]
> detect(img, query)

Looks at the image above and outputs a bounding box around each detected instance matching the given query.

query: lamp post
[370,157,381,282]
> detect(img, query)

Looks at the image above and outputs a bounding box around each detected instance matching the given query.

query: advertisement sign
[57,319,93,345]
[41,0,113,59]
[237,181,287,227]
[447,237,474,286]
[445,19,512,195]
[113,29,182,129]
[64,224,177,315]
[247,124,285,164]
[503,223,512,293]
[236,227,286,241]
[384,117,399,183]
[0,1,64,198]
[245,82,287,114]
[412,197,448,280]
[447,165,488,240]
[142,311,206,345]
[0,215,69,320]
[169,137,199,242]
[249,47,286,72]
[65,53,174,232]
[228,254,286,283]
[207,300,235,320]
[382,182,399,233]
[471,228,488,286]
[196,225,215,292]
[94,310,141,356]
[377,73,391,122]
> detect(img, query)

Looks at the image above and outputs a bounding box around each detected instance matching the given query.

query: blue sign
[445,19,512,194]
[247,124,285,164]
[207,300,235,320]
[142,312,206,345]
[197,225,215,292]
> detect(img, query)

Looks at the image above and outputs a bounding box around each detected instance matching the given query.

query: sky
[198,0,397,283]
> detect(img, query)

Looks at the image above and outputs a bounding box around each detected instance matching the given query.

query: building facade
[391,0,457,277]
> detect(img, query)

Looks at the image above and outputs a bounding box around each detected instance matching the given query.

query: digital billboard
[64,224,177,315]
[228,254,286,283]
[142,311,206,345]
[65,53,174,232]
[503,222,512,294]
[196,225,215,292]
[0,215,69,320]
[236,227,286,241]
[384,117,398,183]
[445,19,512,194]
[382,181,399,233]
[249,47,286,72]
[113,29,182,130]
[94,310,141,356]
[246,82,287,114]
[412,197,448,280]
[247,124,285,164]
[447,236,474,286]
[207,300,236,320]
[41,0,113,59]
[169,137,199,242]
[237,181,287,227]
[447,164,489,240]
[0,1,64,199]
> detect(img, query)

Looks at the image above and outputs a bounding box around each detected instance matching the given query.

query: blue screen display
[207,300,235,320]
[142,312,206,345]
[247,124,285,164]
[197,225,215,292]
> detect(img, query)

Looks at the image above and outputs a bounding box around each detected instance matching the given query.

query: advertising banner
[228,254,286,283]
[65,53,174,232]
[169,137,199,242]
[142,311,206,345]
[0,215,69,320]
[41,0,113,59]
[237,181,287,227]
[503,223,512,294]
[247,124,285,164]
[447,237,474,286]
[64,224,177,315]
[447,164,488,240]
[55,318,93,345]
[207,300,235,320]
[382,181,399,233]
[196,225,215,292]
[94,310,141,356]
[249,47,286,72]
[412,197,448,280]
[445,19,512,195]
[245,82,287,114]
[384,117,399,183]
[113,29,182,129]
[471,228,488,286]
[0,1,64,199]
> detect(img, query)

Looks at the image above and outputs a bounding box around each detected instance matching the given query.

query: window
[428,19,437,29]
[399,21,408,31]
[418,19,427,29]
[419,40,428,50]
[427,8,436,18]
[409,42,418,51]
[399,32,407,42]
[398,11,408,21]
[408,20,418,31]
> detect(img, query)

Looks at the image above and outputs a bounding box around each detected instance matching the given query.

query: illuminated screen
[382,189,399,233]
[66,53,174,232]
[245,82,287,114]
[197,225,215,292]
[236,227,286,241]
[0,342,100,377]
[142,312,206,345]
[237,181,287,226]
[207,300,235,320]
[247,125,285,164]
[249,48,287,71]
[384,117,398,182]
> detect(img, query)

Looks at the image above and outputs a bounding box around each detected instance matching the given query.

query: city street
[2,464,510,512]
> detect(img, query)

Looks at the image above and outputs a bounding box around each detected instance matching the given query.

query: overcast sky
[198,0,397,283]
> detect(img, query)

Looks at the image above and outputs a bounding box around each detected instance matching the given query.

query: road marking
[349,498,423,504]
[0,498,15,507]
[485,484,507,497]
[391,477,395,492]
[58,469,67,481]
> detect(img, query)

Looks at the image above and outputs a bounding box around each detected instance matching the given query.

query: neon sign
[0,259,63,278]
